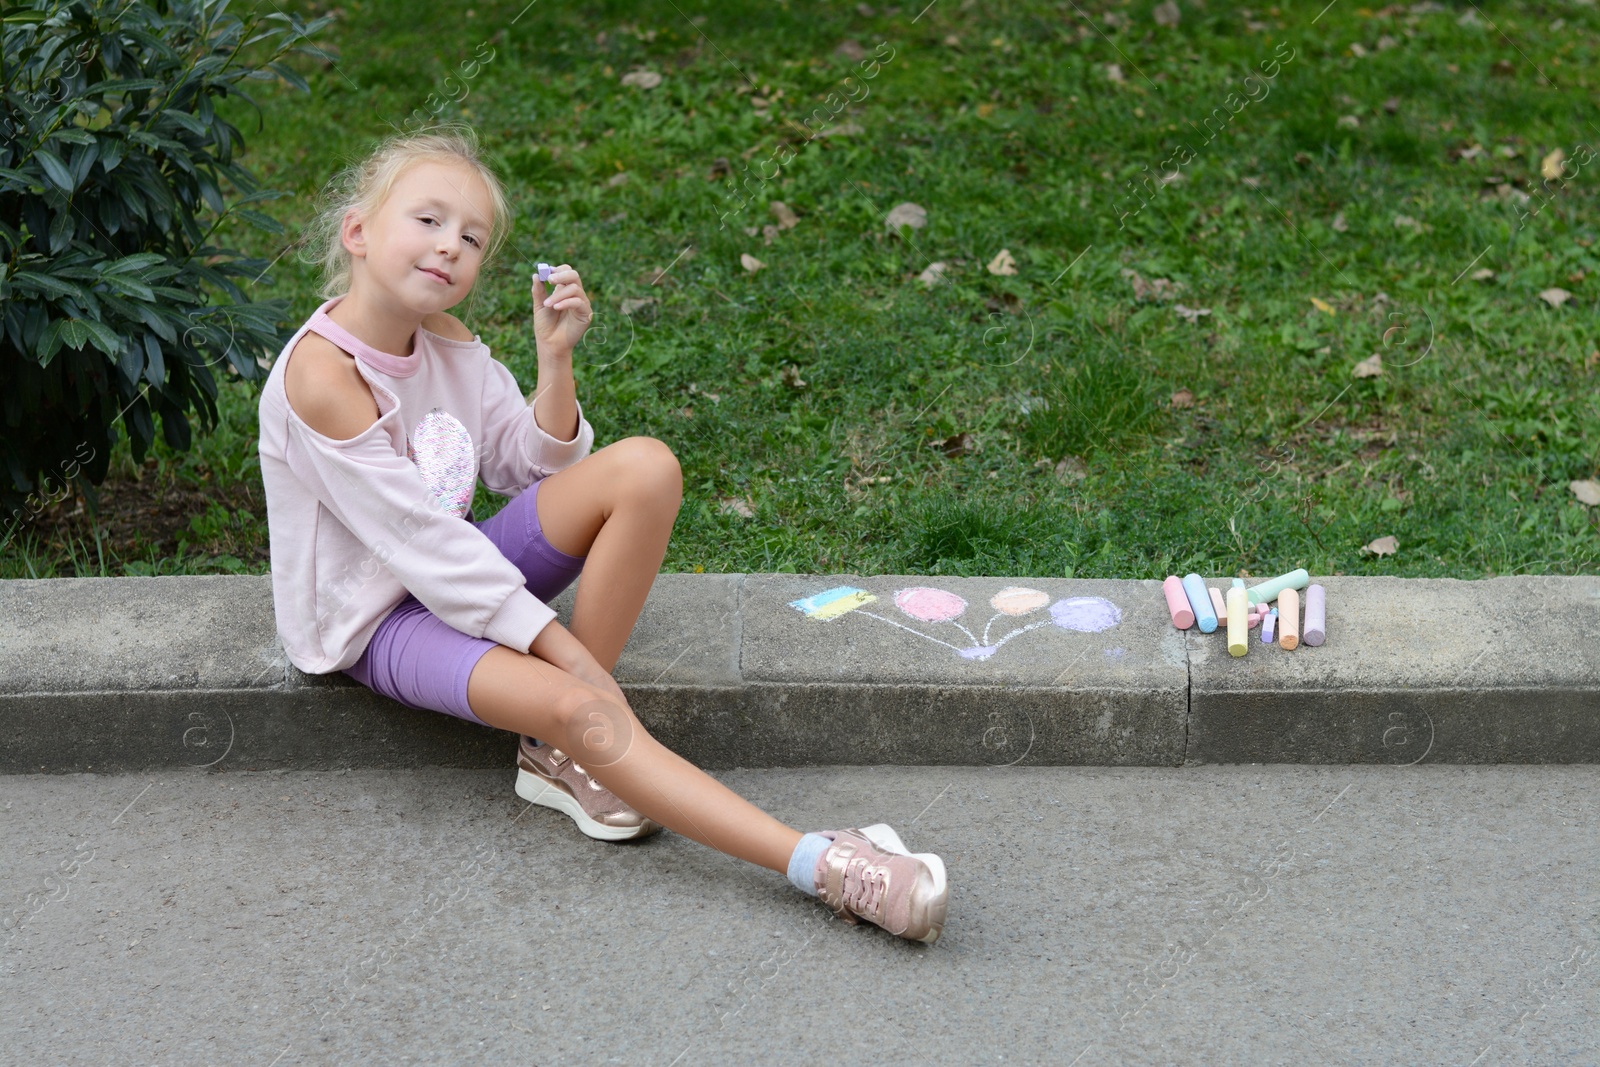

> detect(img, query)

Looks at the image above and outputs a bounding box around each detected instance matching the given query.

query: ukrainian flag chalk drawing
[788,586,879,620]
[789,583,1123,662]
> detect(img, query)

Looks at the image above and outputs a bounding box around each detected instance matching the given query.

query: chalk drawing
[788,583,1122,663]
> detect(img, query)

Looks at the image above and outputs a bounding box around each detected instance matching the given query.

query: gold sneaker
[813,824,948,944]
[515,736,663,842]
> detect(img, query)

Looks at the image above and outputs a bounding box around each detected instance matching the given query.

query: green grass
[6,0,1598,580]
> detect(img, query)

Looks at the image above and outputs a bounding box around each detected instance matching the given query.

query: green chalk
[1246,568,1309,606]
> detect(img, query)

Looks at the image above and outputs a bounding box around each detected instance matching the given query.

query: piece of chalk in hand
[535,262,554,283]
[1163,575,1194,629]
[1304,583,1326,646]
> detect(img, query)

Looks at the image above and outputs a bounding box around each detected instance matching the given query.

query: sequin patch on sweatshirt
[406,406,476,517]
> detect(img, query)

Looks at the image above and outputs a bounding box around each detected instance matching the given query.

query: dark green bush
[0,0,333,524]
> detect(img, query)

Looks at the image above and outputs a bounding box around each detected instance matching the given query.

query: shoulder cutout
[422,311,475,342]
[284,331,381,442]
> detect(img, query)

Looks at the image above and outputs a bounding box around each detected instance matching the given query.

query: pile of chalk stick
[1162,569,1327,658]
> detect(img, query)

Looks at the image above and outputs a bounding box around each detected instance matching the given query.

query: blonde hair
[302,123,513,306]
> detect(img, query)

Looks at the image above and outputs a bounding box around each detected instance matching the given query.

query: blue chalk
[1181,573,1218,633]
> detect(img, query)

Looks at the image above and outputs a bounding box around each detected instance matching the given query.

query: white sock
[786,832,833,895]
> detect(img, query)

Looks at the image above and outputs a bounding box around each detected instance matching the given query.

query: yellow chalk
[1226,587,1248,657]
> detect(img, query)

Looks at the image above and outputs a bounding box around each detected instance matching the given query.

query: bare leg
[467,647,803,873]
[533,437,681,672]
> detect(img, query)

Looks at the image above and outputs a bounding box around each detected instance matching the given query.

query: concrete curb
[1,573,1596,772]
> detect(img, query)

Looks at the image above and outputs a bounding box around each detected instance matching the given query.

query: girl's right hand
[528,619,632,711]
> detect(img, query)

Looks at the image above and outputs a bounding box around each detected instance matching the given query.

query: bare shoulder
[284,332,381,442]
[421,311,475,342]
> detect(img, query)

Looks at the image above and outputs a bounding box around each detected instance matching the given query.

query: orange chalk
[1279,587,1300,650]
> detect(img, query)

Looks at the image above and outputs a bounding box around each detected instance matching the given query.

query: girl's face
[344,159,496,312]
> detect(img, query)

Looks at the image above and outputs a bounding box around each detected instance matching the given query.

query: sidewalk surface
[3,763,1596,1065]
[3,573,1598,770]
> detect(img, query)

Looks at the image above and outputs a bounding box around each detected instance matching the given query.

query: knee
[610,437,682,510]
[549,688,640,766]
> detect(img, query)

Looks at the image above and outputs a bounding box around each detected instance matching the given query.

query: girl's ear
[341,208,367,258]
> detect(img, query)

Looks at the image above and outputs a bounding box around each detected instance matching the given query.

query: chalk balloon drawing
[788,584,1123,662]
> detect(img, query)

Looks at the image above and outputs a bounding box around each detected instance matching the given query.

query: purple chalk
[1304,583,1326,646]
[1262,609,1277,644]
[1050,596,1123,633]
[535,262,554,283]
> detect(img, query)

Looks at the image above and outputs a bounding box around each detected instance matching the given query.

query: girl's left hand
[532,264,592,352]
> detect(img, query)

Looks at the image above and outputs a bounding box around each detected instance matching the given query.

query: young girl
[256,125,949,944]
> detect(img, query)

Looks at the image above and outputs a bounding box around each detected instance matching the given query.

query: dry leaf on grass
[620,70,662,88]
[1332,213,1349,232]
[740,253,765,273]
[1054,455,1088,484]
[1153,0,1180,26]
[987,249,1018,275]
[1353,353,1384,378]
[1105,63,1125,83]
[884,202,927,232]
[917,262,949,287]
[816,122,863,139]
[1169,389,1195,408]
[719,497,755,518]
[1471,268,1496,282]
[1122,268,1185,302]
[1541,148,1566,181]
[1539,287,1572,308]
[936,433,975,457]
[1173,304,1211,323]
[769,201,800,229]
[1571,480,1600,507]
[1310,296,1335,314]
[780,365,807,390]
[1362,535,1398,557]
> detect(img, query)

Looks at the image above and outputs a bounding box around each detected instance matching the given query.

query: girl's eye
[420,216,481,247]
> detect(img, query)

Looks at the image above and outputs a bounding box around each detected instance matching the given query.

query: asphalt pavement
[3,762,1596,1065]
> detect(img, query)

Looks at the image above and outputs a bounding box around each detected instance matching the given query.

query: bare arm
[530,264,589,442]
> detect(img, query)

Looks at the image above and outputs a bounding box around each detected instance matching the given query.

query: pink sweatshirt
[257,295,594,674]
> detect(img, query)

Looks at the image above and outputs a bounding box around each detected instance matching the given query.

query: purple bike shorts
[341,478,584,726]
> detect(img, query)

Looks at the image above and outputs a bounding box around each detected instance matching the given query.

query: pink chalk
[1163,576,1194,628]
[1208,587,1227,622]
